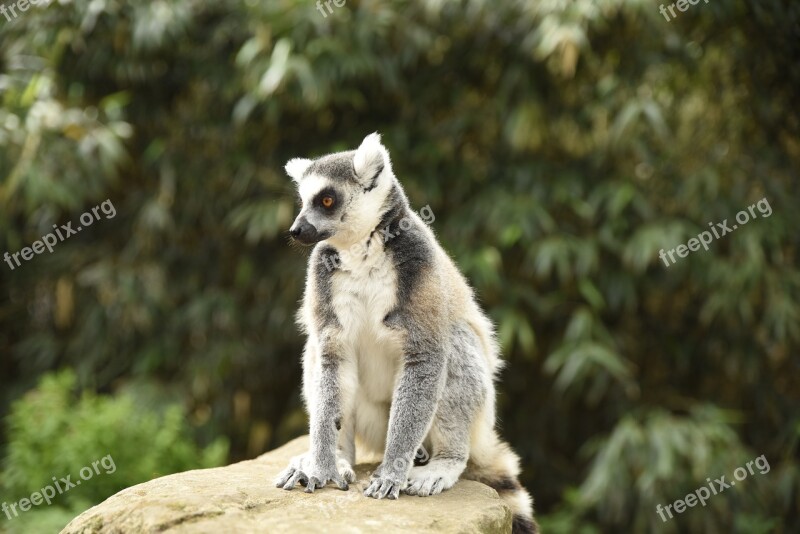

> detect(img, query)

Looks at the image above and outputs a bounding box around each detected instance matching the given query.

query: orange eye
[322,196,334,208]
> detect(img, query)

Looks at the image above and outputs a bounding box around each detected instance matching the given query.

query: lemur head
[286,132,394,248]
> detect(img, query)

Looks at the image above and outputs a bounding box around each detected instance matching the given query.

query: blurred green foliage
[0,0,798,532]
[0,371,227,532]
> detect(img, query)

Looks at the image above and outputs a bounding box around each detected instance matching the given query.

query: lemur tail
[465,431,538,534]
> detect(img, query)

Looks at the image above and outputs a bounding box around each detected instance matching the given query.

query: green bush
[0,370,228,533]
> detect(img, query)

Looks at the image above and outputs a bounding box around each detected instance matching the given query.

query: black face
[289,216,323,244]
[289,186,343,245]
[312,187,339,214]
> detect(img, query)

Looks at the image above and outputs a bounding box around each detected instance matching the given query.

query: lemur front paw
[363,463,405,500]
[274,453,352,493]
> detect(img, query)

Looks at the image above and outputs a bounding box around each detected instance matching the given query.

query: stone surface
[61,436,513,533]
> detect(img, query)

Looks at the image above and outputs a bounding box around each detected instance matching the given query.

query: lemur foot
[336,457,357,484]
[404,464,460,497]
[363,475,403,500]
[363,463,404,500]
[274,453,354,493]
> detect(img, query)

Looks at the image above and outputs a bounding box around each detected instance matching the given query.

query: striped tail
[465,433,538,534]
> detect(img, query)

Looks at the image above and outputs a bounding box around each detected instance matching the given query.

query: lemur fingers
[363,476,402,500]
[281,469,307,490]
[332,472,351,490]
[275,452,353,492]
[304,470,349,493]
[275,464,302,488]
[276,466,350,492]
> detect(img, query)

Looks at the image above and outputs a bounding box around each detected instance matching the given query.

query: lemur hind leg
[404,407,470,496]
[405,327,487,497]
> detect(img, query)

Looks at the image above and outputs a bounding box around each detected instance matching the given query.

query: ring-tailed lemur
[275,133,538,533]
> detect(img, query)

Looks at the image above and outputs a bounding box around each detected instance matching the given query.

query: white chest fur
[330,242,403,403]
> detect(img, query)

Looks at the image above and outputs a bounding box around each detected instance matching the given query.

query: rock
[61,436,513,533]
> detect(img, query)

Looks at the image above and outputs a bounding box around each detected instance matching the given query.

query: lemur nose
[289,219,318,244]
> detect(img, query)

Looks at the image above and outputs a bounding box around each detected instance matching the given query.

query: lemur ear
[353,132,388,189]
[285,158,313,183]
